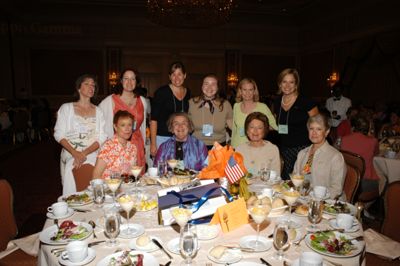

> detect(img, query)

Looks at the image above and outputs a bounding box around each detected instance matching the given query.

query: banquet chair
[340,150,365,180]
[0,179,36,265]
[381,181,400,243]
[343,163,361,204]
[72,164,94,191]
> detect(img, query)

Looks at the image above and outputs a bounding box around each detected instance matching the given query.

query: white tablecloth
[373,155,400,194]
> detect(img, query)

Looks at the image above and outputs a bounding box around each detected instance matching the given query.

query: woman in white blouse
[54,74,107,194]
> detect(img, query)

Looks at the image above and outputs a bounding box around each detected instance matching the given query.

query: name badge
[278,124,288,134]
[132,120,137,131]
[202,124,213,137]
[239,127,246,137]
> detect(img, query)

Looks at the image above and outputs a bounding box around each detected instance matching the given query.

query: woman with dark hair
[273,68,318,180]
[54,74,107,194]
[188,74,232,150]
[99,68,148,171]
[236,112,280,175]
[150,62,191,157]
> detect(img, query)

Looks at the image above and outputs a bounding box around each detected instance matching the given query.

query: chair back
[343,163,361,203]
[340,150,365,180]
[72,164,94,192]
[0,179,18,251]
[382,181,400,242]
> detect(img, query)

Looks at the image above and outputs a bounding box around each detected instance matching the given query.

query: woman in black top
[273,68,318,180]
[150,62,191,157]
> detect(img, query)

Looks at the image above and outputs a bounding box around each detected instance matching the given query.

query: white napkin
[0,233,40,259]
[364,228,400,260]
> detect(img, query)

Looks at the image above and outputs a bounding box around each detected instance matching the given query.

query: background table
[373,155,400,194]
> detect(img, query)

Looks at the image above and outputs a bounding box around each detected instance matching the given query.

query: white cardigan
[98,95,147,143]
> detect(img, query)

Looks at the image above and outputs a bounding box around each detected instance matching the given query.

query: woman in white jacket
[99,68,148,171]
[54,74,107,195]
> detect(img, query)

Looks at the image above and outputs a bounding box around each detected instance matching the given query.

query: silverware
[221,245,255,252]
[294,233,307,246]
[260,257,272,266]
[88,220,97,239]
[151,238,173,260]
[73,209,92,212]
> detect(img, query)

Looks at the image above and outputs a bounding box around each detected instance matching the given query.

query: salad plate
[207,247,242,264]
[196,224,220,240]
[96,250,158,266]
[239,236,272,252]
[58,247,96,266]
[58,192,93,207]
[118,224,145,239]
[39,221,92,245]
[323,200,356,216]
[305,231,363,258]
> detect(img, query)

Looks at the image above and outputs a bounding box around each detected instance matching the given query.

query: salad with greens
[51,220,89,241]
[310,231,356,255]
[324,201,351,214]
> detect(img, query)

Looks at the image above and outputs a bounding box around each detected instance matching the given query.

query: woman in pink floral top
[93,110,137,179]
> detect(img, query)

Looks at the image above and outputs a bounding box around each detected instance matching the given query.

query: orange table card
[210,197,249,233]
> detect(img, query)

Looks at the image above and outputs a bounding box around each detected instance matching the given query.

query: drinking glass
[92,182,105,207]
[105,172,122,205]
[104,206,121,247]
[248,203,269,250]
[307,198,323,231]
[117,192,136,236]
[273,221,290,260]
[179,223,198,266]
[158,161,167,177]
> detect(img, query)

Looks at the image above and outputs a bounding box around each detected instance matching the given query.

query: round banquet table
[38,181,366,266]
[373,154,400,194]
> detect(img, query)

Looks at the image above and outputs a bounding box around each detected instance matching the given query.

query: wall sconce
[327,71,339,88]
[109,71,118,88]
[227,72,239,88]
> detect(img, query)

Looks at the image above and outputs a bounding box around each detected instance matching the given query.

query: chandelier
[147,0,236,28]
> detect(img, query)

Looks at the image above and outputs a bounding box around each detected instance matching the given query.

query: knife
[152,238,173,260]
[260,258,272,266]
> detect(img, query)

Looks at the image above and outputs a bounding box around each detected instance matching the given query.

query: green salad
[310,231,356,255]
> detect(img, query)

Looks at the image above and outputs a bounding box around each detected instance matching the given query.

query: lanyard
[278,103,290,126]
[172,94,184,112]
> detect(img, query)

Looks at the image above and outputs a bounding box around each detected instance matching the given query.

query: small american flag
[225,155,244,184]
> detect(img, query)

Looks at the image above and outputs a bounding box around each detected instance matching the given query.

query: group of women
[54,63,347,201]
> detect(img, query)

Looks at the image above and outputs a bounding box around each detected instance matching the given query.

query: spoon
[89,220,97,239]
[54,219,59,229]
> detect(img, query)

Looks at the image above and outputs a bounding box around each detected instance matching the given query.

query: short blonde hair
[235,78,260,103]
[277,68,300,94]
[167,112,194,133]
[307,113,330,131]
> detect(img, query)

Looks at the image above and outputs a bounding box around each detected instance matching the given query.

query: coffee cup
[269,170,278,180]
[47,202,68,217]
[313,186,327,199]
[261,188,273,199]
[61,241,88,263]
[148,167,158,177]
[336,213,354,230]
[300,251,323,266]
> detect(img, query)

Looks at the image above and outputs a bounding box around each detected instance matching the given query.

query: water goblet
[104,206,121,247]
[117,192,136,236]
[307,198,323,231]
[248,203,269,250]
[131,165,143,194]
[179,223,198,266]
[92,180,105,207]
[105,173,122,205]
[273,220,290,260]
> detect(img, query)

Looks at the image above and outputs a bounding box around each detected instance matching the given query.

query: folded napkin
[364,228,400,260]
[0,233,40,259]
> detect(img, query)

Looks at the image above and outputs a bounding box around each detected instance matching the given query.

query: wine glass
[307,198,323,231]
[158,161,167,177]
[131,165,143,194]
[248,203,269,250]
[117,193,136,236]
[179,223,198,266]
[91,179,105,207]
[105,173,122,205]
[167,159,178,171]
[282,188,300,214]
[104,206,121,247]
[290,173,305,191]
[171,207,193,231]
[273,221,290,260]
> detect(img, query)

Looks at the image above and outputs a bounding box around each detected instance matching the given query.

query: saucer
[166,237,201,255]
[196,224,220,240]
[207,247,242,264]
[329,219,360,233]
[118,223,145,239]
[46,208,74,219]
[239,236,272,252]
[58,248,95,266]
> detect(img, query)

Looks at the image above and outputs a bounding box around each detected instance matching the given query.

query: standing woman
[273,68,318,180]
[54,74,107,194]
[150,62,191,157]
[99,68,148,170]
[231,78,277,148]
[188,74,232,150]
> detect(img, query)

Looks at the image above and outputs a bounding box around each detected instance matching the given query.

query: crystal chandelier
[147,0,236,28]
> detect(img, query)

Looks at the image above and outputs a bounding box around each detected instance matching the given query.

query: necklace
[281,95,296,106]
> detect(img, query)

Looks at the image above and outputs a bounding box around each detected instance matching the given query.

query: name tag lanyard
[172,94,184,112]
[277,103,290,134]
[201,103,215,138]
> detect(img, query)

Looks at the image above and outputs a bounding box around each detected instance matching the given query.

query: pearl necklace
[281,95,296,106]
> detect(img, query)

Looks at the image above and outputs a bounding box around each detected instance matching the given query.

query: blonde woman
[231,78,277,148]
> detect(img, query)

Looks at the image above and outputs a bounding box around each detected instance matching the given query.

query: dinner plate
[129,236,161,252]
[239,236,272,252]
[58,192,93,207]
[96,250,158,266]
[323,200,356,216]
[39,222,93,245]
[207,247,242,264]
[46,208,74,219]
[196,224,220,240]
[58,247,96,266]
[118,224,145,239]
[166,237,201,255]
[329,219,360,233]
[305,232,363,258]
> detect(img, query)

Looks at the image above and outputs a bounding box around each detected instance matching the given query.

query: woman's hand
[150,142,157,157]
[72,150,87,169]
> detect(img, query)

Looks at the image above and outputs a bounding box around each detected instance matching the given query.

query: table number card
[210,198,249,233]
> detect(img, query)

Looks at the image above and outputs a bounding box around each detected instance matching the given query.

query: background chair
[0,179,36,265]
[72,164,94,191]
[381,181,400,242]
[343,163,361,204]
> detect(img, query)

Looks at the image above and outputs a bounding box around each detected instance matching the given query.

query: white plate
[239,236,272,252]
[329,219,360,233]
[118,223,145,239]
[196,224,220,240]
[129,236,161,252]
[58,192,93,207]
[39,222,93,245]
[166,237,201,255]
[207,247,242,264]
[96,250,158,266]
[323,200,357,216]
[46,208,74,219]
[305,232,363,258]
[291,258,327,266]
[58,247,96,266]
[309,191,330,200]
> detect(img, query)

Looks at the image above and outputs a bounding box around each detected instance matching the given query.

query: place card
[210,198,249,233]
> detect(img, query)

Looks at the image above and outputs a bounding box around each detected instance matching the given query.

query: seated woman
[154,112,208,171]
[293,114,346,199]
[92,110,137,179]
[236,112,280,176]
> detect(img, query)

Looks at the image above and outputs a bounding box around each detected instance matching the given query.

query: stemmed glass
[131,165,143,194]
[282,188,300,214]
[273,220,290,260]
[171,207,193,232]
[105,172,122,205]
[167,159,178,172]
[248,203,269,250]
[307,198,323,231]
[91,179,105,208]
[104,206,121,247]
[290,173,305,192]
[179,223,198,266]
[117,192,136,236]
